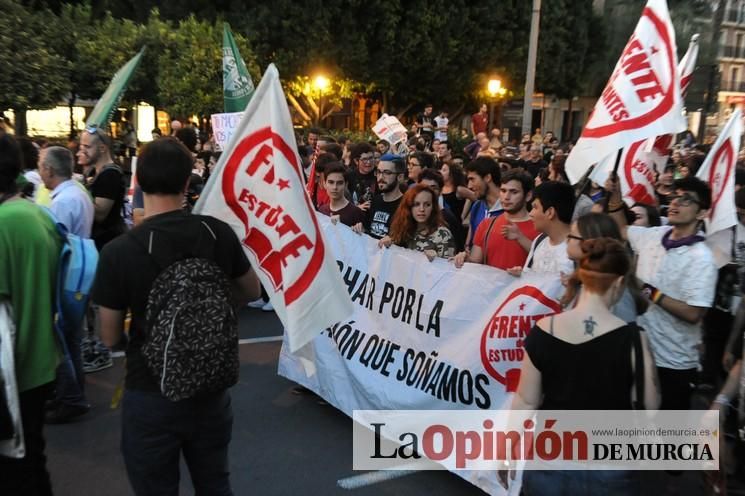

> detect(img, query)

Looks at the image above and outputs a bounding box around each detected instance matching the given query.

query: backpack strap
[526,233,548,269]
[630,325,645,410]
[128,216,218,271]
[480,217,500,266]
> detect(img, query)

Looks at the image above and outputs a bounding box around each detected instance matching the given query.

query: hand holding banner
[195,64,354,352]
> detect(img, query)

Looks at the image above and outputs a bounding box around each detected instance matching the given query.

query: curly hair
[388,184,444,246]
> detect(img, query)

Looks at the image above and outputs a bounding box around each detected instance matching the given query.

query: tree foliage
[11,0,717,126]
[0,0,69,111]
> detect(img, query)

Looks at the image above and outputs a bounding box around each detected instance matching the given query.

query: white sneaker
[261,301,274,312]
[247,298,265,309]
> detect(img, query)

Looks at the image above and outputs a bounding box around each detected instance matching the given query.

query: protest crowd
[1,107,744,494]
[3,1,745,495]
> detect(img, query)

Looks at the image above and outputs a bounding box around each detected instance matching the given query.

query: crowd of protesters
[2,100,745,496]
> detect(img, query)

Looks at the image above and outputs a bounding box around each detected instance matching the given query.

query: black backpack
[132,219,239,401]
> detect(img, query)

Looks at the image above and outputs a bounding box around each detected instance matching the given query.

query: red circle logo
[480,286,562,392]
[221,126,325,306]
[582,7,677,139]
[708,138,735,220]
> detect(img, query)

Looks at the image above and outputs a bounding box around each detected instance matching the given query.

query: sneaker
[261,301,274,312]
[83,350,113,374]
[45,403,90,424]
[247,298,266,309]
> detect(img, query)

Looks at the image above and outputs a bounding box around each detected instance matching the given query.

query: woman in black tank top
[499,238,659,495]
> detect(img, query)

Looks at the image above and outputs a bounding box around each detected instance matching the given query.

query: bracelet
[607,200,624,211]
[714,394,731,407]
[608,205,625,213]
[642,284,664,304]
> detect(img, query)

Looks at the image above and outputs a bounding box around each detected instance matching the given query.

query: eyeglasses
[567,234,584,242]
[669,193,701,207]
[375,169,397,177]
[407,161,420,168]
[360,155,376,162]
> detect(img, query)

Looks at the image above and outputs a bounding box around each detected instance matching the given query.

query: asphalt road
[44,307,728,495]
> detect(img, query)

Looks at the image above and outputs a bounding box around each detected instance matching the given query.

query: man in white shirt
[39,146,94,238]
[38,145,94,423]
[434,111,449,143]
[518,181,575,277]
[608,176,717,410]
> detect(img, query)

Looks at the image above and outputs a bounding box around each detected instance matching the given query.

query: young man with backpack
[92,137,260,495]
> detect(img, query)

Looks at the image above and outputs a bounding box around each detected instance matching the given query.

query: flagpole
[604,148,624,213]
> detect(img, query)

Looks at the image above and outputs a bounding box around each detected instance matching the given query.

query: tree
[0,0,70,135]
[156,14,260,119]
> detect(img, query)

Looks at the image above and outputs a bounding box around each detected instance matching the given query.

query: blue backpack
[43,209,99,342]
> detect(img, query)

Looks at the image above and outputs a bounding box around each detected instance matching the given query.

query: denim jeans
[0,382,54,496]
[121,389,234,496]
[54,321,87,407]
[522,469,639,496]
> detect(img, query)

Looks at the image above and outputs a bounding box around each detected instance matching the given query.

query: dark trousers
[0,382,54,496]
[523,469,639,495]
[701,308,733,386]
[121,389,234,496]
[657,367,697,410]
[54,321,87,407]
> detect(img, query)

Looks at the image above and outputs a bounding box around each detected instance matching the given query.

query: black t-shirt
[89,164,126,249]
[347,169,376,205]
[366,194,402,239]
[91,210,251,392]
[416,113,434,136]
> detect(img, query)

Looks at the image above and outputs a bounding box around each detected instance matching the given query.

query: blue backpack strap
[39,207,78,382]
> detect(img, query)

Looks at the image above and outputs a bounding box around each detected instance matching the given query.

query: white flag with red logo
[590,140,659,206]
[195,64,354,352]
[647,33,700,170]
[566,0,686,183]
[696,109,741,234]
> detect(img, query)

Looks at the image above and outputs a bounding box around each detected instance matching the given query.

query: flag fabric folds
[195,64,354,352]
[565,0,686,183]
[222,23,255,113]
[85,48,145,129]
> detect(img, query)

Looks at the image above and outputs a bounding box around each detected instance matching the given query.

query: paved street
[45,308,722,495]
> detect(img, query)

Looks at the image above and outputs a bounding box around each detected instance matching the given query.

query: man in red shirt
[471,104,488,137]
[453,169,538,269]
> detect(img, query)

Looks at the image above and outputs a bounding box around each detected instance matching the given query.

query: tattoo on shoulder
[583,316,597,336]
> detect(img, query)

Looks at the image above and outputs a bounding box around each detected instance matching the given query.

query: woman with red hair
[379,184,455,261]
[499,237,659,494]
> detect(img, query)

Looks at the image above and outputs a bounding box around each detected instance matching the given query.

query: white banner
[279,215,565,495]
[696,109,741,234]
[210,111,243,151]
[196,65,354,352]
[372,114,408,146]
[566,0,686,183]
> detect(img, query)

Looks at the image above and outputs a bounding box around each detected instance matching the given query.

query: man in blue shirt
[465,157,503,248]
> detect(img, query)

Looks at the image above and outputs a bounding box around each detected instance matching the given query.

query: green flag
[223,23,254,113]
[86,48,145,129]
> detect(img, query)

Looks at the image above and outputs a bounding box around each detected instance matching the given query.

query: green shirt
[0,198,60,392]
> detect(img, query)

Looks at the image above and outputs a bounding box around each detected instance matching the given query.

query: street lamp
[487,78,504,132]
[312,74,330,126]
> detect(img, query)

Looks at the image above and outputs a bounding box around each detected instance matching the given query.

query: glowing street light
[313,75,330,92]
[486,78,506,131]
[487,79,502,97]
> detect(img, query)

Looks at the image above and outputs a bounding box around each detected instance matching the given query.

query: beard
[378,180,399,194]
